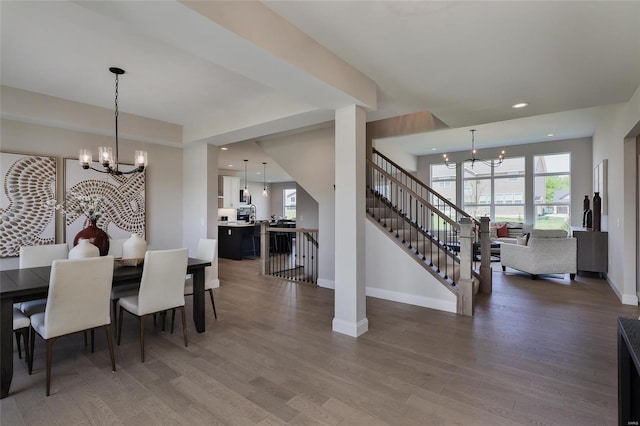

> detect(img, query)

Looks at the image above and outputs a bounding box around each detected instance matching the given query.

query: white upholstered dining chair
[29,256,116,396]
[184,238,218,319]
[18,243,69,317]
[117,248,189,362]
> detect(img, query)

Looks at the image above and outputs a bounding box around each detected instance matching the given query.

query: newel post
[457,217,474,316]
[260,222,269,276]
[479,217,492,293]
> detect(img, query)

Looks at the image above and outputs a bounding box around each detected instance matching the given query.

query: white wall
[365,221,457,312]
[295,184,319,229]
[593,81,640,305]
[0,90,184,270]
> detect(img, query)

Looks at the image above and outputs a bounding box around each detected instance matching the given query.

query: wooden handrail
[368,160,460,229]
[266,227,319,233]
[371,148,478,226]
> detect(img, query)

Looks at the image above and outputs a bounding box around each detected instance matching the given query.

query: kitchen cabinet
[222,176,240,208]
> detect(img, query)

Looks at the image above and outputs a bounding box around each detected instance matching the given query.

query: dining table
[0,256,211,399]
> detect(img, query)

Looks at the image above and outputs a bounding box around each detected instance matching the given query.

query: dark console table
[571,227,608,276]
[618,317,640,424]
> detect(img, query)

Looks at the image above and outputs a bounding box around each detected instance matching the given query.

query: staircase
[366,149,490,315]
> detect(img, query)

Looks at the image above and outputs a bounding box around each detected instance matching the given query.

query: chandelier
[443,129,504,169]
[79,67,147,175]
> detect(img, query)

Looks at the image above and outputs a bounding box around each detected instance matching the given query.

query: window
[430,164,457,229]
[283,188,296,219]
[534,153,570,230]
[463,157,525,222]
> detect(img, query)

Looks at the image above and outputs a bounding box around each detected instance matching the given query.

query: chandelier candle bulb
[79,149,92,168]
[135,150,148,168]
[98,146,113,166]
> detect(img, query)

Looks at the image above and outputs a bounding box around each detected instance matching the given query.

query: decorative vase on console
[593,192,602,232]
[582,195,591,228]
[73,218,110,256]
[122,233,147,259]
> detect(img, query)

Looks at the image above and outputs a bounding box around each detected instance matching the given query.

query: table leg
[192,268,205,333]
[1,298,14,399]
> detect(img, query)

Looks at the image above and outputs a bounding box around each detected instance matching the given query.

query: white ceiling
[2,1,639,181]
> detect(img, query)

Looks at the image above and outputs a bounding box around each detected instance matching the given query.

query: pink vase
[73,218,110,256]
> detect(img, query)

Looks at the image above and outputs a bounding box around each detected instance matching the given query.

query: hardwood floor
[2,260,639,425]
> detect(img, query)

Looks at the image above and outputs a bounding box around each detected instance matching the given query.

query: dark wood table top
[618,317,640,371]
[1,257,211,302]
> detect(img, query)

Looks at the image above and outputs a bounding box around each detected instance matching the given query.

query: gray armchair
[500,229,577,280]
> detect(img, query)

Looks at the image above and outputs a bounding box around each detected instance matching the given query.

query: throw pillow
[496,223,509,238]
[516,236,527,245]
[523,232,530,245]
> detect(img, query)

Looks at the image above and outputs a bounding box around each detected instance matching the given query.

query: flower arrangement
[48,194,105,221]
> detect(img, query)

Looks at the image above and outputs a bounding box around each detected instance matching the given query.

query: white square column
[332,105,368,337]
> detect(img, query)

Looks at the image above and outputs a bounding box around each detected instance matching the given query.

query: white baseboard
[332,318,369,337]
[366,286,457,313]
[606,275,639,305]
[317,278,335,289]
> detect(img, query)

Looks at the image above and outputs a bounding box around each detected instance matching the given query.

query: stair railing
[260,223,319,284]
[368,149,491,288]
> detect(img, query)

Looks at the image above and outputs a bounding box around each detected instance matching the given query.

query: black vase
[583,195,589,211]
[593,192,601,232]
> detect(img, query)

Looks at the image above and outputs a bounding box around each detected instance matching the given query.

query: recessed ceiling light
[228,164,233,167]
[431,148,437,151]
[220,147,228,151]
[547,133,555,137]
[512,102,528,109]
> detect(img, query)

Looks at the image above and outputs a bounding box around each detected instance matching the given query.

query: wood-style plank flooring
[2,259,639,425]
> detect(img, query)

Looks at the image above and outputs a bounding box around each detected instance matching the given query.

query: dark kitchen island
[218,222,260,260]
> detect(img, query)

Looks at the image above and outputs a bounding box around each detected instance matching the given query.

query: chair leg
[570,273,576,280]
[29,326,35,375]
[23,328,31,375]
[104,325,116,372]
[171,309,176,334]
[140,315,146,362]
[15,332,22,359]
[180,306,188,348]
[117,306,124,346]
[45,339,54,396]
[208,289,217,319]
[84,331,88,347]
[112,299,118,326]
[91,329,95,353]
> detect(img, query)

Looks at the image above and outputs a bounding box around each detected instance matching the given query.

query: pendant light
[243,159,249,198]
[262,162,268,197]
[79,67,148,175]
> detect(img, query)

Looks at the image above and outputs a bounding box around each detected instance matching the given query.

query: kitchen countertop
[218,222,258,227]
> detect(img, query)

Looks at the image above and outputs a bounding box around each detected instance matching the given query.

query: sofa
[490,222,533,245]
[500,229,577,280]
